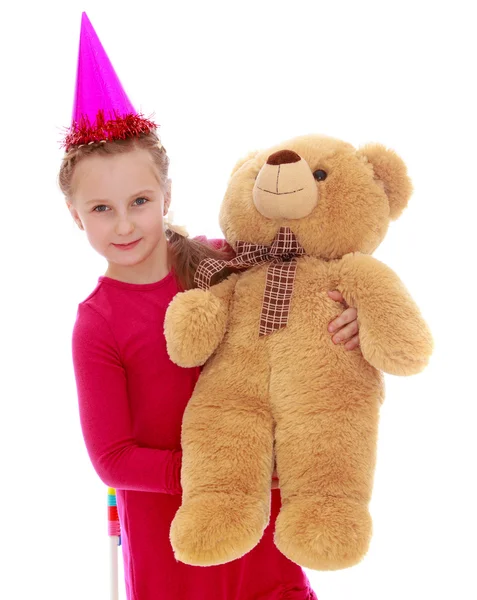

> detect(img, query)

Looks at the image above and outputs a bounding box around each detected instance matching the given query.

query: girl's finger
[328,306,358,332]
[344,334,360,351]
[327,290,349,309]
[332,319,359,344]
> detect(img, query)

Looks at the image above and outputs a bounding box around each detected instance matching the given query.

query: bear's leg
[272,369,381,571]
[170,344,274,567]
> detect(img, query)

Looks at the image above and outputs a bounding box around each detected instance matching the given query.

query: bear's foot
[274,496,372,571]
[170,492,270,566]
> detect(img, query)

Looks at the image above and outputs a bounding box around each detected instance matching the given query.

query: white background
[1,1,476,599]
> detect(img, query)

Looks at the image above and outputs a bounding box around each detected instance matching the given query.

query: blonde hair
[58,130,233,290]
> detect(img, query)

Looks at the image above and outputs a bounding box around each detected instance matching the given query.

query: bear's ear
[356,143,413,221]
[229,150,259,179]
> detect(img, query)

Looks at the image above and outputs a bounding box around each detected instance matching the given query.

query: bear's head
[219,134,413,258]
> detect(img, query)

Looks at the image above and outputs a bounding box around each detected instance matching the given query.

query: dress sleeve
[193,235,235,256]
[72,303,182,494]
[208,238,235,254]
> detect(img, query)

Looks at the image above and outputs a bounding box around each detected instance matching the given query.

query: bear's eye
[313,169,327,181]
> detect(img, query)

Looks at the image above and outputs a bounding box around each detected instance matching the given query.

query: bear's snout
[253,149,318,220]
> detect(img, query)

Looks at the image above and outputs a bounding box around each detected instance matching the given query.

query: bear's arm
[164,274,239,368]
[336,253,433,376]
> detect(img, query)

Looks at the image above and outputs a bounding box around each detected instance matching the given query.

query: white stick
[109,536,119,600]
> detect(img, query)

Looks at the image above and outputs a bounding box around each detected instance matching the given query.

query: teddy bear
[164,134,433,571]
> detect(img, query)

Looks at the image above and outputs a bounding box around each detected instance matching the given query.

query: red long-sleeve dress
[71,252,318,600]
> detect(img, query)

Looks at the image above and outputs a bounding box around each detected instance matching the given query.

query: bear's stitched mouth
[256,186,305,196]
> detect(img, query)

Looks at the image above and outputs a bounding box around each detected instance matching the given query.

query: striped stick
[108,488,121,600]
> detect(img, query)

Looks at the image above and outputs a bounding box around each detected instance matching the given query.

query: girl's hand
[327,290,360,351]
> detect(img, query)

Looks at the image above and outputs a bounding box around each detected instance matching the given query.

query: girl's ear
[163,179,172,214]
[66,200,84,230]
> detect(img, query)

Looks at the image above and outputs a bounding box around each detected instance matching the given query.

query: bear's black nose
[267,150,301,166]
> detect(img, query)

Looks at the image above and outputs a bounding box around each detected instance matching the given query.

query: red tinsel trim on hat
[61,109,158,151]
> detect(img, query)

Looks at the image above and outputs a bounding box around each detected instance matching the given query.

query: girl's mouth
[113,239,142,250]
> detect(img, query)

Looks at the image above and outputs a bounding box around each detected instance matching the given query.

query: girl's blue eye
[93,197,149,212]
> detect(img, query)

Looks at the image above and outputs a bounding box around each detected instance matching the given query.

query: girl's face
[67,147,171,274]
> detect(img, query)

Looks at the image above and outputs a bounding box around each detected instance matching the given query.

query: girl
[60,130,361,600]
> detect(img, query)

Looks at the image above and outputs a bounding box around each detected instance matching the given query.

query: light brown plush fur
[164,134,433,570]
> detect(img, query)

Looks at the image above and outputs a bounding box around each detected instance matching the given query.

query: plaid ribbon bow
[194,227,305,336]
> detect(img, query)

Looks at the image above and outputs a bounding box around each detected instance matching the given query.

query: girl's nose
[115,214,135,235]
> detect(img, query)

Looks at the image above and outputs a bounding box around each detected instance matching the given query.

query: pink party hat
[62,12,157,150]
